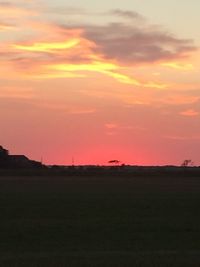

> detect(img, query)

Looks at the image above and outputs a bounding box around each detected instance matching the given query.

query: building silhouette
[0,145,43,168]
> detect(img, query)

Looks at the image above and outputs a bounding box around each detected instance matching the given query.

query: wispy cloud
[179,109,199,117]
[0,22,16,31]
[0,86,35,99]
[0,2,35,18]
[111,9,145,21]
[67,108,96,115]
[105,123,118,129]
[38,103,96,114]
[12,39,80,53]
[9,29,168,88]
[45,6,87,16]
[0,4,197,90]
[164,135,200,140]
[161,61,194,70]
[162,95,200,105]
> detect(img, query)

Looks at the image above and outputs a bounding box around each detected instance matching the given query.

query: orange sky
[1,1,200,165]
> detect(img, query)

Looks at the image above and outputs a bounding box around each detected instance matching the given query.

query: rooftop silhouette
[0,146,43,169]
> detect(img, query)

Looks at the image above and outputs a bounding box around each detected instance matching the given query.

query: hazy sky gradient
[1,0,200,165]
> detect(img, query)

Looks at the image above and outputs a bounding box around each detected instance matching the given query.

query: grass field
[1,174,200,266]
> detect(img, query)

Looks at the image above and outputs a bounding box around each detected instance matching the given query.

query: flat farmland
[1,174,200,266]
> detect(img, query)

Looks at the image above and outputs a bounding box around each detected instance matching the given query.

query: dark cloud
[111,9,145,21]
[6,6,196,67]
[42,7,196,65]
[59,20,196,65]
[82,23,196,64]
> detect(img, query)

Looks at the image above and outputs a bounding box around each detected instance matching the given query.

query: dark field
[1,174,200,266]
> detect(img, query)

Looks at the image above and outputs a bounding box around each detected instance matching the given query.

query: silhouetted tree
[108,160,121,166]
[181,159,194,167]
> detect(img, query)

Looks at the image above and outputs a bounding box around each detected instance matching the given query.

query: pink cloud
[179,109,199,117]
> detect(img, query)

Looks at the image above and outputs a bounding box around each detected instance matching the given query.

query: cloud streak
[0,22,16,31]
[0,2,35,18]
[0,4,197,90]
[180,109,199,117]
[82,23,195,65]
[111,9,145,21]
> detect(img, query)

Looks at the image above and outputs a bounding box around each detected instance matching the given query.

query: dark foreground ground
[1,174,200,266]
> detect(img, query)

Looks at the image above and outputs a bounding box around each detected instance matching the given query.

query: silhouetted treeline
[1,145,200,178]
[1,164,200,178]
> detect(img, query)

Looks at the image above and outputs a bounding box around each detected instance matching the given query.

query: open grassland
[1,174,200,266]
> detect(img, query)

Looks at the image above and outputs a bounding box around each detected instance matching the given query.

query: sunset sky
[1,0,200,165]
